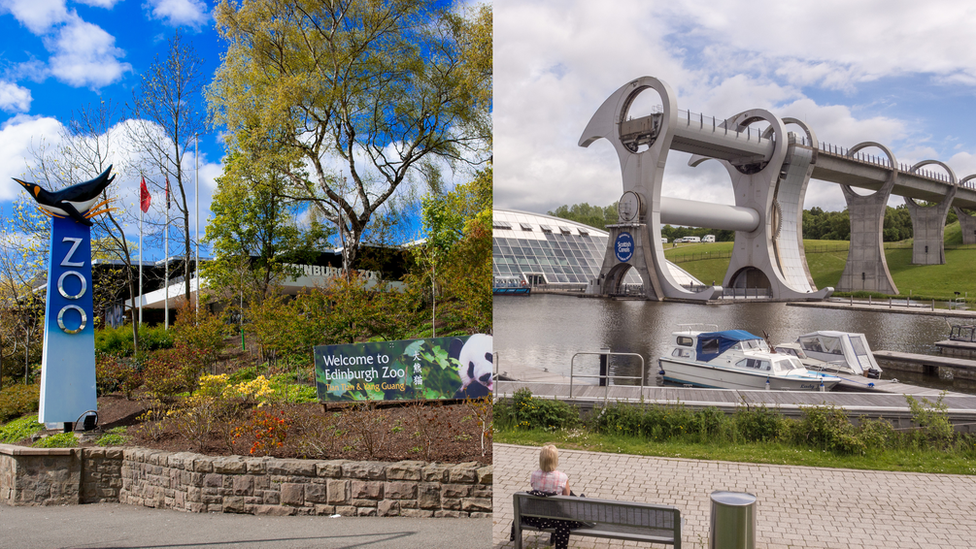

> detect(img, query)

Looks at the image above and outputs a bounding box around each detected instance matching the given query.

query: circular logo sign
[615,232,634,262]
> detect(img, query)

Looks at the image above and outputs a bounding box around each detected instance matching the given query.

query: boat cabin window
[737,358,771,371]
[800,336,843,355]
[849,337,867,356]
[776,347,805,359]
[700,338,721,355]
[676,336,694,347]
[733,339,767,351]
[773,357,804,373]
[672,348,693,358]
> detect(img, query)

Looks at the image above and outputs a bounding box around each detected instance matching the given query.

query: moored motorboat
[775,331,882,379]
[659,325,841,391]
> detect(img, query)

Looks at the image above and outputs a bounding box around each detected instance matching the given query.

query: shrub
[142,345,206,403]
[906,393,955,450]
[95,324,135,357]
[733,405,787,443]
[140,325,175,352]
[0,414,42,443]
[856,417,895,451]
[792,405,865,455]
[232,408,290,456]
[510,388,580,432]
[33,432,78,448]
[173,301,227,372]
[0,383,40,423]
[95,354,142,398]
[693,406,727,441]
[592,402,707,442]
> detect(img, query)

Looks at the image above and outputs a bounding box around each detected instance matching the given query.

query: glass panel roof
[493,209,703,287]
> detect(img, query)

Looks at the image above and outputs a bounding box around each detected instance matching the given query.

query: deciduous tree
[129,30,209,303]
[209,0,489,270]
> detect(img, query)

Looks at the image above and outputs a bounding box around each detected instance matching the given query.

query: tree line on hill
[548,202,958,242]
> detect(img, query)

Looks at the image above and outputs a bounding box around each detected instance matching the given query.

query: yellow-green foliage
[0,414,42,443]
[0,383,40,423]
[33,432,77,448]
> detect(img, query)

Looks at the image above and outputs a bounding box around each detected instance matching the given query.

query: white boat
[659,326,842,391]
[774,331,882,379]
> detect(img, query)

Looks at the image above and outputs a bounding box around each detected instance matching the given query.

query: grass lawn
[496,428,976,476]
[661,222,976,301]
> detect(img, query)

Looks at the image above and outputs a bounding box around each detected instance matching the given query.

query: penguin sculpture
[14,166,116,227]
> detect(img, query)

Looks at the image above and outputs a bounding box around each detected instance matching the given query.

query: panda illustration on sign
[451,334,493,399]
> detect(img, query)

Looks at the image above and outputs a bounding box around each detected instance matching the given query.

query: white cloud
[74,0,121,7]
[495,0,976,215]
[0,81,32,113]
[144,0,208,28]
[0,0,68,33]
[0,114,65,201]
[45,15,131,88]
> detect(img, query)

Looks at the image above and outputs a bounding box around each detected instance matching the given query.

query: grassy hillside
[662,223,976,301]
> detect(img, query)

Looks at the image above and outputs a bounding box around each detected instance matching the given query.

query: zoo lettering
[57,237,88,335]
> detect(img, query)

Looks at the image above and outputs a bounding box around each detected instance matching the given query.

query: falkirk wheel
[580,76,831,301]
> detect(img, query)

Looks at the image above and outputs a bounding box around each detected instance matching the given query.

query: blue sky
[0,0,221,260]
[494,0,976,215]
[0,0,482,265]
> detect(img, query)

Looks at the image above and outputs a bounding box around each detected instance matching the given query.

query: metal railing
[569,351,645,403]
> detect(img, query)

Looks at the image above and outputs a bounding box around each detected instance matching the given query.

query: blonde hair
[539,444,559,472]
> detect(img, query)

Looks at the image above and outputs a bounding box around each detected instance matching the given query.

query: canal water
[494,294,970,393]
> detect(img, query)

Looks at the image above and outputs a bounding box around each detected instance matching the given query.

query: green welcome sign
[314,334,493,402]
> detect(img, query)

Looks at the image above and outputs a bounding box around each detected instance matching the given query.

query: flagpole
[164,176,169,330]
[139,185,143,327]
[195,136,200,318]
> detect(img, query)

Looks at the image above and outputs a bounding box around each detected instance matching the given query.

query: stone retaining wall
[119,448,491,517]
[0,445,81,505]
[1,444,492,518]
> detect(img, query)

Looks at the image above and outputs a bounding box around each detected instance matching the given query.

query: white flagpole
[164,177,169,329]
[195,136,200,317]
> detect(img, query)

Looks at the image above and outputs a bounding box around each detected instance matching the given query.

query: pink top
[530,470,568,494]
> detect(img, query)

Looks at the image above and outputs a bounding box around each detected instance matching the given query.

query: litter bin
[709,491,756,549]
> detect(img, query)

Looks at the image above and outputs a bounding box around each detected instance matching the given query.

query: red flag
[165,176,171,210]
[140,177,151,213]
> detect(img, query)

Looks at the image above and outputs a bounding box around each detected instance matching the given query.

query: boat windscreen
[697,330,761,362]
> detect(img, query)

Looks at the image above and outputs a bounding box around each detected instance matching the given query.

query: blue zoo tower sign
[14,167,116,427]
[614,232,634,263]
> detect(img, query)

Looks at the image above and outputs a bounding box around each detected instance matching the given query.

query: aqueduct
[580,76,976,301]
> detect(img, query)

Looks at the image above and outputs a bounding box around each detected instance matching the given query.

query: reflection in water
[494,294,965,392]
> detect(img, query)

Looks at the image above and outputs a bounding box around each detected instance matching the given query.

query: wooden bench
[512,491,681,548]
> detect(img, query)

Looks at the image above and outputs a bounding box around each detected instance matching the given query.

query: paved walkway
[492,444,976,549]
[0,503,490,549]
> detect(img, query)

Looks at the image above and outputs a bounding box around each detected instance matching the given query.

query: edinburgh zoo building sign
[314,335,493,402]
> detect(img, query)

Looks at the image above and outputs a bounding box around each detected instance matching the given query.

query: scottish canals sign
[314,335,493,402]
[614,231,634,262]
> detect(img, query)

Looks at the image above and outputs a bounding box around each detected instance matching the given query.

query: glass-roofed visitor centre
[492,209,702,292]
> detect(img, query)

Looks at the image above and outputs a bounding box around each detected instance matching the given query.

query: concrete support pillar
[837,142,898,295]
[906,160,957,265]
[955,206,976,246]
[587,223,663,300]
[580,76,721,301]
[692,112,831,300]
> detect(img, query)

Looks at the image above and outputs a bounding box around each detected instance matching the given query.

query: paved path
[492,444,976,549]
[0,503,490,549]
